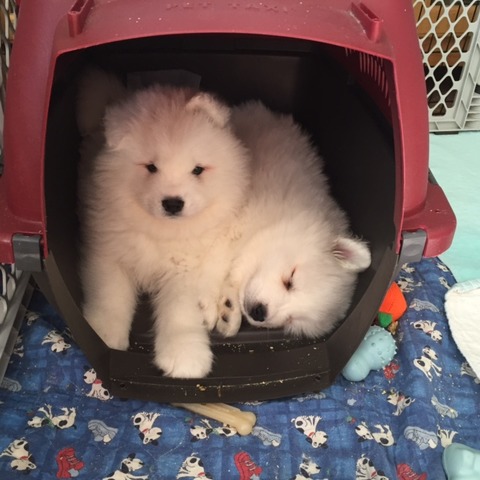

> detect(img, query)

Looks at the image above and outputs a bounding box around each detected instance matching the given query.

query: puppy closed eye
[191,165,205,176]
[145,163,158,174]
[282,268,296,291]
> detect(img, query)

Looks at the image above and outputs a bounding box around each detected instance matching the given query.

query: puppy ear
[185,92,231,127]
[333,237,371,272]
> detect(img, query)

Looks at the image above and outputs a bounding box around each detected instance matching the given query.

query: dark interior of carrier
[39,34,398,402]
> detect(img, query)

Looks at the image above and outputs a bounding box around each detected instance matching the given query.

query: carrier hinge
[395,230,427,276]
[12,234,43,272]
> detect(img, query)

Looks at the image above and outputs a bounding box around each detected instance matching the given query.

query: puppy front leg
[82,259,136,350]
[196,241,234,332]
[152,284,213,378]
[215,253,250,337]
[216,277,243,337]
[197,235,246,336]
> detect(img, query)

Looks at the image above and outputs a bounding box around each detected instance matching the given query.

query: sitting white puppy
[217,101,371,338]
[77,70,250,378]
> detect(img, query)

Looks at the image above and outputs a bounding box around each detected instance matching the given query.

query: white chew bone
[172,402,256,436]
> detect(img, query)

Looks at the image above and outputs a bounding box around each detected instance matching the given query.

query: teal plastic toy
[342,325,397,381]
[443,443,480,480]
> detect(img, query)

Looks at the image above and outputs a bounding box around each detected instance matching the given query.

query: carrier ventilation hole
[344,48,390,108]
[414,0,480,117]
[360,52,390,105]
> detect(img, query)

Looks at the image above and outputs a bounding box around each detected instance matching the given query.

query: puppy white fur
[77,70,250,378]
[217,102,371,338]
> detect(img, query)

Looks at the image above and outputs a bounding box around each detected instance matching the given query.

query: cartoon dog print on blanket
[439,277,450,289]
[397,276,421,293]
[355,422,395,447]
[190,419,236,441]
[413,346,442,381]
[28,404,76,429]
[103,454,149,480]
[292,454,322,479]
[291,416,328,448]
[42,329,72,353]
[177,454,212,479]
[1,438,36,473]
[83,367,112,400]
[132,412,162,445]
[24,310,40,326]
[355,454,389,479]
[411,321,443,343]
[437,427,458,448]
[382,389,415,416]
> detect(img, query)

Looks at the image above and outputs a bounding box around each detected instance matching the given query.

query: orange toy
[377,282,407,329]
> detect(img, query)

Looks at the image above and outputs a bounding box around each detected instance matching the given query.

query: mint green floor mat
[430,132,480,283]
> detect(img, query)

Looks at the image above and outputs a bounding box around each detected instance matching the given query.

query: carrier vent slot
[342,48,391,117]
[358,52,390,105]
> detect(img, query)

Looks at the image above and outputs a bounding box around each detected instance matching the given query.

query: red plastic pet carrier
[0,0,455,402]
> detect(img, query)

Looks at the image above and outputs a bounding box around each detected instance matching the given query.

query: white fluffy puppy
[217,102,371,338]
[77,70,250,378]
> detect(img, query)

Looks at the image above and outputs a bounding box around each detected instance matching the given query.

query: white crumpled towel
[445,280,480,379]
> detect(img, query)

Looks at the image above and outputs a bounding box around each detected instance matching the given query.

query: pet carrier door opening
[38,33,398,402]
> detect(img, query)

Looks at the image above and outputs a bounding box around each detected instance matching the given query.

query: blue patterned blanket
[1,258,479,479]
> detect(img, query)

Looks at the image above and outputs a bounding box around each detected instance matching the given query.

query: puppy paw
[198,298,219,332]
[216,293,242,337]
[154,339,213,378]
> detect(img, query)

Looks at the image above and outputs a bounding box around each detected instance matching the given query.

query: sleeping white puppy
[77,69,251,378]
[217,101,371,338]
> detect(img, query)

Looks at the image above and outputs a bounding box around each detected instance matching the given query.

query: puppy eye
[283,268,296,291]
[146,163,158,173]
[191,165,205,176]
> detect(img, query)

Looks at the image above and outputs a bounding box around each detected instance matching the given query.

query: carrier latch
[12,234,43,272]
[395,230,427,276]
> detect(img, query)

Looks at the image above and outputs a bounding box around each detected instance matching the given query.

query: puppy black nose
[249,303,267,322]
[162,197,184,216]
